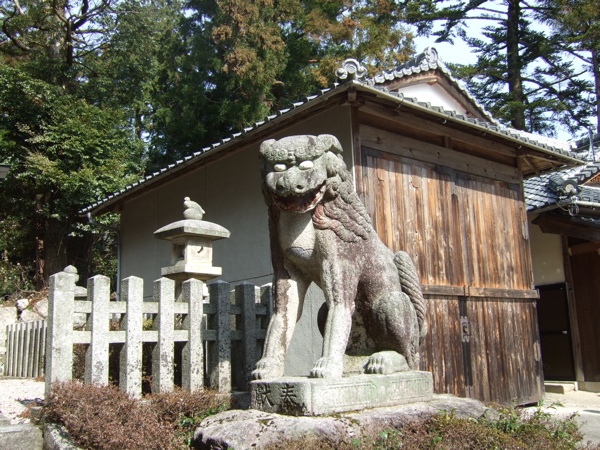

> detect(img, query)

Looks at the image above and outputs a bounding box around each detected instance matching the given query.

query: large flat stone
[250,371,433,415]
[0,424,43,450]
[194,394,494,450]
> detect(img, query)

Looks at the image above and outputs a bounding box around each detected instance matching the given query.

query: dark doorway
[536,283,576,381]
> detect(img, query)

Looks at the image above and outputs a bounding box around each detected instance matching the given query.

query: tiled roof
[524,134,600,213]
[83,53,583,215]
[372,47,495,124]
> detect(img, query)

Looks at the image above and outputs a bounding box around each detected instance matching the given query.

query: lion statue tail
[394,251,428,344]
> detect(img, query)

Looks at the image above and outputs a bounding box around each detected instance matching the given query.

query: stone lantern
[154,197,230,285]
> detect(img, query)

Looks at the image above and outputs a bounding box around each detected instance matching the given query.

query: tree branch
[2,17,31,51]
[11,0,24,15]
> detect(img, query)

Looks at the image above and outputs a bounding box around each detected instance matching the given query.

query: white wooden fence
[44,269,272,398]
[5,320,46,378]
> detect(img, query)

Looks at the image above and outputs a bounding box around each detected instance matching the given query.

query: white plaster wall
[118,106,353,376]
[528,215,565,286]
[397,83,469,115]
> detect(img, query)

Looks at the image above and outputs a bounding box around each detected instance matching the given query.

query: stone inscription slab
[250,371,433,416]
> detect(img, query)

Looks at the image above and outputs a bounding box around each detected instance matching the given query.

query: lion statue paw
[309,357,344,379]
[252,357,284,380]
[365,350,410,375]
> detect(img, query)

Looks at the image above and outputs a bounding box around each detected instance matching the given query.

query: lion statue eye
[274,163,287,172]
[299,160,314,170]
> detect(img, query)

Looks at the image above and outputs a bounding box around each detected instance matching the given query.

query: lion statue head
[259,134,371,242]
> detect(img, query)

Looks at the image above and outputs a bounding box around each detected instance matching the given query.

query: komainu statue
[253,134,427,379]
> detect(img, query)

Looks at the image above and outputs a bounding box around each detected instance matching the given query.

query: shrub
[264,407,589,450]
[0,255,33,303]
[44,381,229,449]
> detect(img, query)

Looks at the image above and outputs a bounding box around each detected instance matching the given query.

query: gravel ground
[0,377,45,425]
[1,377,599,445]
[537,390,600,447]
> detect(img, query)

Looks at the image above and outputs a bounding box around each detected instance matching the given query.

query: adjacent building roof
[524,133,600,218]
[84,49,583,216]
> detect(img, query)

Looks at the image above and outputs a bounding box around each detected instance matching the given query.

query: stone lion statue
[253,134,427,379]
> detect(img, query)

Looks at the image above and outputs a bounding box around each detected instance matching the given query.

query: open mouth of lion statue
[271,183,326,213]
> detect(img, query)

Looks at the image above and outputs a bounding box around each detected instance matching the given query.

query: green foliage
[0,64,143,286]
[536,0,600,133]
[0,251,32,301]
[0,0,417,289]
[145,0,416,168]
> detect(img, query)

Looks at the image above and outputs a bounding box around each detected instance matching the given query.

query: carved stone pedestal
[250,371,433,416]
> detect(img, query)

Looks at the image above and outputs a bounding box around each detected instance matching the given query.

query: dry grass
[44,381,229,450]
[264,407,593,450]
[44,381,596,450]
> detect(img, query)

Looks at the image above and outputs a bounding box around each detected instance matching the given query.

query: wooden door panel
[569,251,600,382]
[358,145,542,404]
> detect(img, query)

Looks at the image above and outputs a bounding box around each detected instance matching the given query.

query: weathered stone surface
[250,371,433,415]
[19,308,43,322]
[154,199,231,284]
[194,394,496,450]
[0,307,17,351]
[15,299,30,311]
[194,409,356,450]
[73,286,87,298]
[0,424,43,450]
[254,134,427,380]
[44,423,82,450]
[32,298,48,318]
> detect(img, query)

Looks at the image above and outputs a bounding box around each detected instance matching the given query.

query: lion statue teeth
[253,134,427,380]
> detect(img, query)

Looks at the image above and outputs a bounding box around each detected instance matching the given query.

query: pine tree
[536,0,600,134]
[403,0,595,136]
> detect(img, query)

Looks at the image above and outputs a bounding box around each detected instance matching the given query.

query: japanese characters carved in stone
[253,134,427,379]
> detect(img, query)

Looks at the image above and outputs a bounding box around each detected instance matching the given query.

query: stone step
[544,381,577,394]
[0,423,43,450]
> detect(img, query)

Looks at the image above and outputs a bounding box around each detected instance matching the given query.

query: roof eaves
[84,57,583,216]
[354,84,582,165]
[82,84,348,215]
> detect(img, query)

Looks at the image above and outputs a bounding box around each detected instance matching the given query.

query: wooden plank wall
[357,131,543,404]
[359,146,530,290]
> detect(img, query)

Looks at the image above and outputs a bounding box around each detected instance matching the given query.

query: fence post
[182,278,204,392]
[237,282,258,389]
[85,275,111,386]
[120,276,144,398]
[152,277,175,394]
[208,281,231,393]
[35,320,46,378]
[6,323,14,376]
[45,269,77,397]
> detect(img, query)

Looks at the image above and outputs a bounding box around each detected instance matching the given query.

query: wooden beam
[569,241,600,255]
[421,284,539,299]
[533,214,600,241]
[360,124,521,184]
[360,100,519,158]
[562,236,585,385]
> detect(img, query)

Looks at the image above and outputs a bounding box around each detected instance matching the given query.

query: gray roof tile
[82,54,583,215]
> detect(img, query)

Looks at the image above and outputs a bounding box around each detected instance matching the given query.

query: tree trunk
[34,194,46,290]
[506,0,527,130]
[43,218,69,282]
[593,49,600,134]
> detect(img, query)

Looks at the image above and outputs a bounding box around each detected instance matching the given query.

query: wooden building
[85,49,581,404]
[525,134,600,392]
